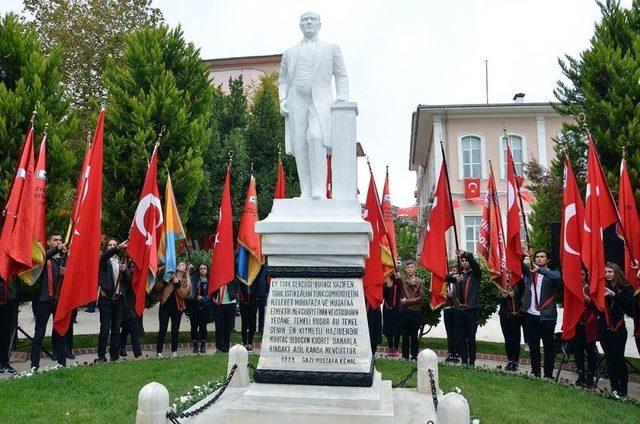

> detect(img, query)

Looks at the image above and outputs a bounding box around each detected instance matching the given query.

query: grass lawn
[17,330,640,372]
[0,355,637,424]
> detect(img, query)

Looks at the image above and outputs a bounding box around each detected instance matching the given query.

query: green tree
[22,0,162,132]
[102,25,213,239]
[0,13,78,232]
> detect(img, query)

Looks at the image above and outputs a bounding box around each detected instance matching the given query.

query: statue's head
[299,11,321,39]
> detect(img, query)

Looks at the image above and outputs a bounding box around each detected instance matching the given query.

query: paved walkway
[16,303,640,359]
[3,344,639,401]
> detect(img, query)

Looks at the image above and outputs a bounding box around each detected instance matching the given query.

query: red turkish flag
[70,141,93,230]
[363,172,387,310]
[477,168,507,289]
[618,157,640,294]
[582,139,618,311]
[506,143,523,284]
[208,167,235,294]
[54,111,105,335]
[464,178,480,199]
[33,134,47,246]
[419,163,453,309]
[560,154,585,340]
[127,145,163,316]
[274,160,286,200]
[0,123,36,284]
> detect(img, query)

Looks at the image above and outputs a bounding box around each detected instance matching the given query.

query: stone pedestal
[253,198,374,386]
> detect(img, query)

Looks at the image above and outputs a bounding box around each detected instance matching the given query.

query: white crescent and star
[563,203,580,256]
[426,195,438,232]
[134,193,164,246]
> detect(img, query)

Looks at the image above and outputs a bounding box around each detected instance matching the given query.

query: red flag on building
[418,163,453,309]
[476,167,507,289]
[464,178,480,199]
[127,145,163,316]
[54,110,105,335]
[381,167,397,279]
[33,133,47,246]
[618,156,640,293]
[363,172,387,310]
[209,167,235,294]
[582,138,618,310]
[0,122,36,284]
[560,154,585,340]
[506,143,523,284]
[274,160,286,200]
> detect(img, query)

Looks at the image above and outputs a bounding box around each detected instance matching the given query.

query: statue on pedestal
[278,11,349,199]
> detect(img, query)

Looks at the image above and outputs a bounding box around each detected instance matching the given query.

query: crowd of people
[0,232,639,399]
[0,231,269,374]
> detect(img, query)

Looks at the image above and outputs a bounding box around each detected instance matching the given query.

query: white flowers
[454,386,462,394]
[171,379,225,414]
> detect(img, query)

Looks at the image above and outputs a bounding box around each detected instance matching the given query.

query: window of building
[501,134,526,178]
[463,215,482,254]
[459,135,484,179]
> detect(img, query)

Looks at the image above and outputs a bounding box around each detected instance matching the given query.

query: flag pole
[502,124,532,254]
[439,140,460,253]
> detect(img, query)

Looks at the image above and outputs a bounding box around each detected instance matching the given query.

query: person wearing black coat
[383,277,402,357]
[498,264,527,372]
[450,250,481,367]
[213,279,239,353]
[30,232,68,371]
[188,264,212,354]
[599,263,633,397]
[0,277,18,374]
[522,250,562,379]
[443,265,459,363]
[118,259,141,358]
[97,238,128,362]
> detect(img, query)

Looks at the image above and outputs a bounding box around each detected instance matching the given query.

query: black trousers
[599,322,628,396]
[443,308,456,355]
[214,303,236,352]
[367,307,382,355]
[190,306,210,343]
[119,317,142,357]
[30,301,66,368]
[455,308,478,365]
[157,300,183,353]
[0,299,18,366]
[525,314,556,378]
[386,334,400,350]
[573,323,597,373]
[400,310,421,360]
[500,315,523,363]
[256,297,266,332]
[98,297,124,360]
[239,302,257,345]
[53,308,76,357]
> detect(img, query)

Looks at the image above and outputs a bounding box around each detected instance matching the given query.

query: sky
[1,0,631,207]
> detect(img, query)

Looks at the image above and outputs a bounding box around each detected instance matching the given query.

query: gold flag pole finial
[228,150,234,167]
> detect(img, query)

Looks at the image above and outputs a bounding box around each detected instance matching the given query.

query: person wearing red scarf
[573,268,599,387]
[451,251,482,367]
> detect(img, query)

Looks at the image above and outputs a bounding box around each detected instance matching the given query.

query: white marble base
[179,380,438,424]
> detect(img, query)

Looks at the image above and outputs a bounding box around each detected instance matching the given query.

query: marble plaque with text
[257,277,373,374]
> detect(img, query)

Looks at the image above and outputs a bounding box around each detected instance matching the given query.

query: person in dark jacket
[254,267,270,333]
[188,263,211,354]
[213,279,239,353]
[443,264,460,363]
[572,268,599,387]
[383,275,402,357]
[599,263,633,397]
[0,277,18,374]
[30,232,68,372]
[238,267,268,351]
[450,250,481,367]
[118,259,141,358]
[97,238,127,362]
[522,249,562,378]
[398,259,426,361]
[498,264,526,371]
